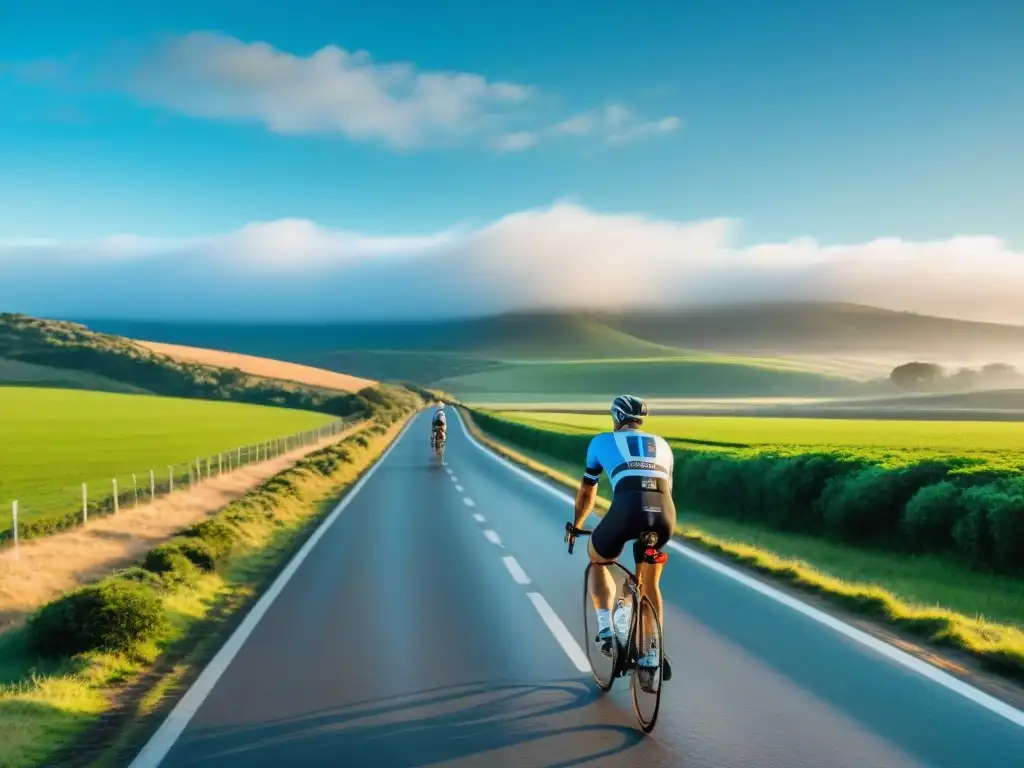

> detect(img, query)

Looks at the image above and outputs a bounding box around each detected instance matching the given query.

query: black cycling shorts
[590,481,676,563]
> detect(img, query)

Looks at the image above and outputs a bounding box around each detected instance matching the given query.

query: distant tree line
[0,313,418,420]
[889,361,1024,393]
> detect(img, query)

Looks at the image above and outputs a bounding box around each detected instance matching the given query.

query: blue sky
[2,0,1022,244]
[1,1,1023,323]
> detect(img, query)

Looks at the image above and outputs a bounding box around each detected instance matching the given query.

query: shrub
[470,409,1024,576]
[167,537,219,572]
[143,547,200,587]
[110,566,168,591]
[144,537,219,577]
[903,481,964,552]
[29,579,166,656]
[182,518,237,560]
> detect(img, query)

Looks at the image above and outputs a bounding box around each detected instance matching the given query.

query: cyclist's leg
[631,491,676,667]
[588,499,631,639]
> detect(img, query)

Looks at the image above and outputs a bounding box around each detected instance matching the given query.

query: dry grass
[0,415,413,768]
[136,340,377,392]
[0,422,366,633]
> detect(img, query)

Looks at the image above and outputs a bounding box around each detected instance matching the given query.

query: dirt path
[0,421,367,633]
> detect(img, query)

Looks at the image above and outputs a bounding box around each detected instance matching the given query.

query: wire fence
[1,418,355,558]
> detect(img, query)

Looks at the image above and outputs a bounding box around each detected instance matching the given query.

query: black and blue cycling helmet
[611,394,648,426]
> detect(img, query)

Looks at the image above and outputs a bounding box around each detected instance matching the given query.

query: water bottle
[613,596,632,646]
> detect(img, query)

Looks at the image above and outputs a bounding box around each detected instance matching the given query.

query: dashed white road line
[473,513,485,523]
[527,592,590,673]
[453,409,1024,731]
[451,476,459,483]
[463,497,476,507]
[502,556,531,585]
[483,529,503,547]
[455,484,464,492]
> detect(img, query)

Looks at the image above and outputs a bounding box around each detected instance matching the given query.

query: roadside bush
[143,548,200,587]
[819,461,951,545]
[471,409,1024,577]
[145,537,217,575]
[903,481,964,552]
[110,566,168,591]
[29,579,166,657]
[182,518,238,560]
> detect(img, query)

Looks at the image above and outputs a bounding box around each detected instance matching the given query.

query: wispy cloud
[111,32,679,151]
[493,103,681,152]
[2,203,1022,324]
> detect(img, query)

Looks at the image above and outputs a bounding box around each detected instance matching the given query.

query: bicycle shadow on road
[170,678,650,767]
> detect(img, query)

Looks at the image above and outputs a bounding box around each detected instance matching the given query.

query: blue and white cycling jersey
[582,430,674,492]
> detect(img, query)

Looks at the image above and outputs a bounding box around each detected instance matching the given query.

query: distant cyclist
[569,394,675,676]
[430,403,447,450]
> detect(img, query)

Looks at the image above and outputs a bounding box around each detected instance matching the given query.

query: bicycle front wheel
[582,563,616,692]
[631,594,664,733]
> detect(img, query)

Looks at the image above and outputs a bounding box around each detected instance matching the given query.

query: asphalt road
[132,410,1024,768]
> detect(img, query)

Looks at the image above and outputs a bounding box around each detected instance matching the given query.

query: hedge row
[25,407,416,660]
[470,410,1024,576]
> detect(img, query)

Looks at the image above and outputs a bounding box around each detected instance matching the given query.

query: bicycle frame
[566,522,668,732]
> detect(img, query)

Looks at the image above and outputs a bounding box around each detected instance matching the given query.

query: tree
[890,362,945,391]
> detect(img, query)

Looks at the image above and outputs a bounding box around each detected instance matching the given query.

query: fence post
[82,483,88,523]
[168,465,174,493]
[11,501,18,561]
[237,446,242,466]
[218,454,223,476]
[113,479,119,514]
[149,470,155,502]
[207,457,212,480]
[132,473,139,507]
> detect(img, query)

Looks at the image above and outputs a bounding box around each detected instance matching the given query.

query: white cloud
[3,203,1021,324]
[542,103,681,147]
[124,32,678,151]
[491,131,539,151]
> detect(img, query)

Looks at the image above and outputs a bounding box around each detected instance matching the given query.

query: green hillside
[437,357,863,401]
[0,313,405,421]
[0,358,151,395]
[79,303,1024,401]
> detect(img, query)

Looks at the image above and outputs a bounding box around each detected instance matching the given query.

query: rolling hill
[79,303,1024,402]
[0,313,391,420]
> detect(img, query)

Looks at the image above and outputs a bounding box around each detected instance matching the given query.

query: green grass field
[0,387,335,530]
[498,411,1024,456]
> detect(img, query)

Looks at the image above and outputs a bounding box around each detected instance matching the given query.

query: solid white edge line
[462,497,476,507]
[454,410,1024,730]
[129,414,421,768]
[502,555,531,585]
[527,592,590,672]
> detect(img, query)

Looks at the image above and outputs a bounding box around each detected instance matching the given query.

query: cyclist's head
[610,394,647,430]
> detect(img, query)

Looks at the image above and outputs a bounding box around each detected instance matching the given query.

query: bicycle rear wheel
[630,594,664,733]
[582,563,616,692]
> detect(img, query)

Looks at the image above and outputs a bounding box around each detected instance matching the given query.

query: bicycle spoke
[630,594,663,733]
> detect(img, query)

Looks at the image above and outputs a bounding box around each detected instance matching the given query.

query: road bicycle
[431,428,446,466]
[565,522,668,733]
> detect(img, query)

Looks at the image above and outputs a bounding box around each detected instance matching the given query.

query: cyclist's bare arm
[573,481,597,531]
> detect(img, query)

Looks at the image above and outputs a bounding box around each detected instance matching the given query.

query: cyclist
[430,403,447,451]
[569,394,675,676]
